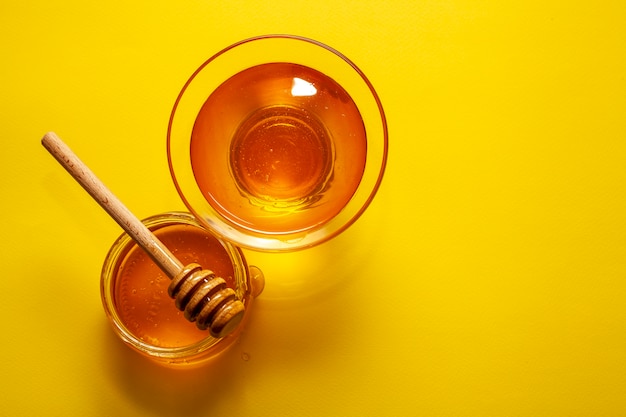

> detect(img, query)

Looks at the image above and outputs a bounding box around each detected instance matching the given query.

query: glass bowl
[168,35,388,251]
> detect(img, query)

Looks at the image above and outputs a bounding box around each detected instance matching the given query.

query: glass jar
[101,212,264,367]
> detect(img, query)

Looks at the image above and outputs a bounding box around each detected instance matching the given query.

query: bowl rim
[167,34,388,251]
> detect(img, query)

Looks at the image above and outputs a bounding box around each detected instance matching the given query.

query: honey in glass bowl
[191,62,367,235]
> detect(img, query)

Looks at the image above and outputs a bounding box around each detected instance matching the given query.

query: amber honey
[113,223,236,348]
[190,62,367,235]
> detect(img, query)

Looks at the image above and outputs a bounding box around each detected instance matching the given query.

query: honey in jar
[101,212,262,366]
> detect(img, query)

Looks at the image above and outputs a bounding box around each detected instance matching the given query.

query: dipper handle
[41,132,245,338]
[41,132,183,277]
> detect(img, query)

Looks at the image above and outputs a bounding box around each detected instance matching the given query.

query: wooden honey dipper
[42,132,245,338]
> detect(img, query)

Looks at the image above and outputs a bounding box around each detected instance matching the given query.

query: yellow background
[2,1,625,415]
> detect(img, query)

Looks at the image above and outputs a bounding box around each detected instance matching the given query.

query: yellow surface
[2,1,626,415]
